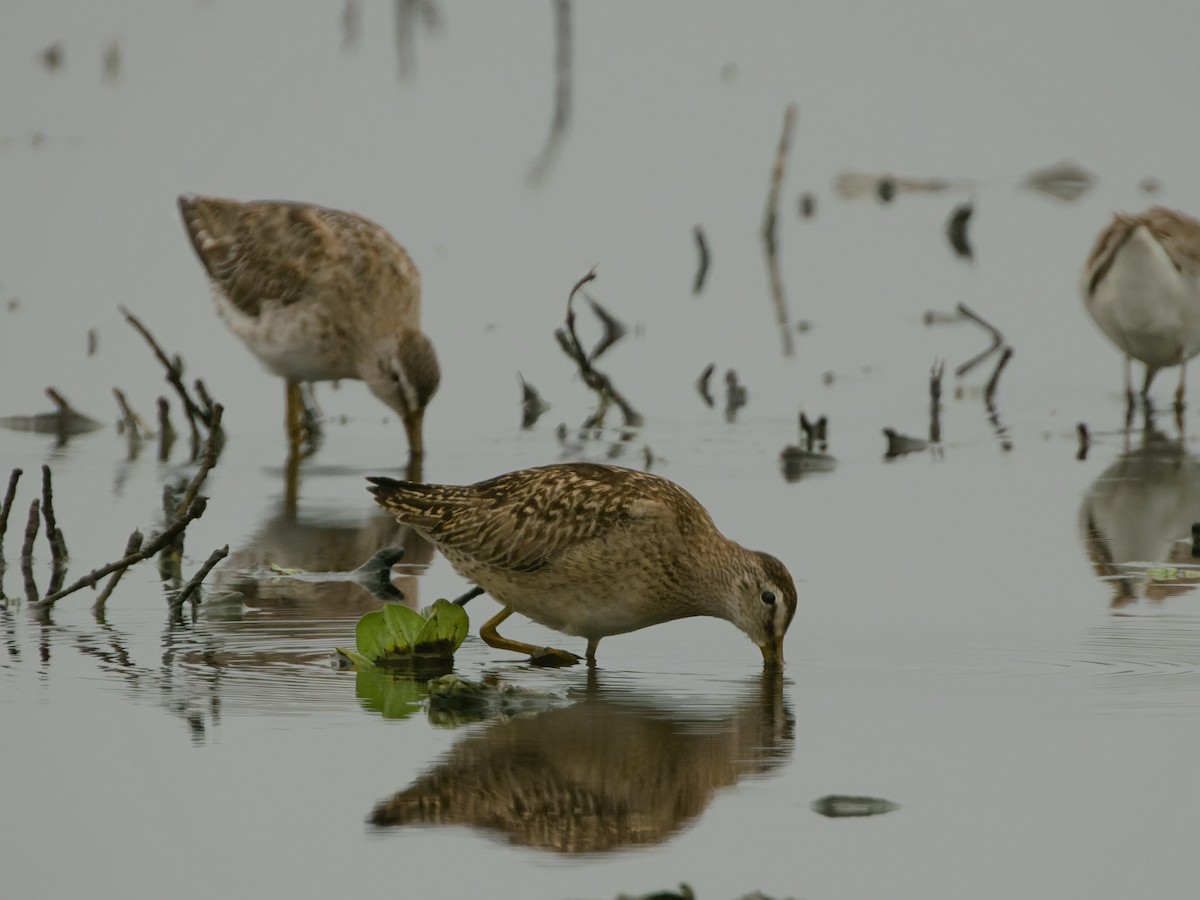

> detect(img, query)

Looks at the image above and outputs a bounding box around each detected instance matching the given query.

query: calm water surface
[3,3,1200,899]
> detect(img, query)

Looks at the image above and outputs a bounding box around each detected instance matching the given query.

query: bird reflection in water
[1079,412,1200,609]
[368,670,792,853]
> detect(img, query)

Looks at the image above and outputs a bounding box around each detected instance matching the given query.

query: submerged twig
[1076,422,1090,461]
[954,302,1004,377]
[760,103,798,357]
[554,269,643,428]
[93,530,143,612]
[171,544,230,609]
[40,466,68,593]
[34,497,209,608]
[984,346,1014,406]
[176,404,224,518]
[692,225,710,294]
[527,0,572,185]
[21,500,41,602]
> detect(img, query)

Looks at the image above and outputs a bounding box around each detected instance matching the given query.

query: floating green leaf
[345,600,469,667]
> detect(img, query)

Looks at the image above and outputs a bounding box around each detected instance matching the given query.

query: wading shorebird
[368,462,797,666]
[178,195,440,458]
[1081,206,1200,407]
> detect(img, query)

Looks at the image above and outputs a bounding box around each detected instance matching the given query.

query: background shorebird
[178,195,440,459]
[1081,205,1200,408]
[368,462,797,666]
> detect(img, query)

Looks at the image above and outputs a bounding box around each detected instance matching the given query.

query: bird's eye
[761,591,776,605]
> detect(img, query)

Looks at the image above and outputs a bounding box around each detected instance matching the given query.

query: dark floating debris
[1077,423,1090,461]
[922,309,961,326]
[724,369,748,422]
[696,363,716,408]
[798,191,816,219]
[945,200,974,261]
[40,42,63,72]
[929,360,944,445]
[102,40,120,81]
[883,427,930,458]
[811,794,900,818]
[692,224,710,294]
[0,387,103,438]
[517,373,551,429]
[835,170,967,200]
[1022,159,1096,202]
[781,411,835,482]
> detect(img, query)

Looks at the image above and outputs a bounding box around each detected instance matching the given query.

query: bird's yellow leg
[480,606,581,667]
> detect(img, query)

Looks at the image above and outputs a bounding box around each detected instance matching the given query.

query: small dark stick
[945,201,974,261]
[585,296,627,362]
[194,379,216,424]
[696,363,715,407]
[40,466,68,594]
[0,468,21,544]
[171,544,230,608]
[984,346,1014,405]
[929,360,945,444]
[693,225,711,294]
[93,530,143,612]
[761,103,798,358]
[724,370,748,422]
[1076,423,1090,461]
[955,303,1005,377]
[156,397,176,462]
[119,305,210,433]
[518,374,550,430]
[176,405,224,518]
[86,328,98,356]
[112,388,149,438]
[798,192,816,219]
[21,500,41,602]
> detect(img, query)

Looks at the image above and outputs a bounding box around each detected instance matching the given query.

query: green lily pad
[347,600,469,667]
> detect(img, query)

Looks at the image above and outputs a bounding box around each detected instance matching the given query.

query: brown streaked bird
[368,462,797,666]
[1081,206,1200,406]
[178,195,440,457]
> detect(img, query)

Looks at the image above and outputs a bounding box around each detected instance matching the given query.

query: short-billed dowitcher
[368,462,797,666]
[1081,206,1200,406]
[178,195,440,457]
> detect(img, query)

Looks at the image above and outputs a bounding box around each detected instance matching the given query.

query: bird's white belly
[213,288,356,382]
[1088,227,1200,367]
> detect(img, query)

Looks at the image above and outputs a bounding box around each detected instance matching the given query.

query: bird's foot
[529,647,582,668]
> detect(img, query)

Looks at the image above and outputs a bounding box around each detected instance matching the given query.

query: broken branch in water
[40,465,68,594]
[1076,422,1090,461]
[954,302,1004,377]
[21,499,40,602]
[93,530,143,613]
[584,295,627,362]
[693,225,710,294]
[176,404,224,518]
[120,306,211,446]
[156,397,176,462]
[945,201,974,261]
[761,103,798,357]
[33,497,209,608]
[0,468,21,588]
[112,388,151,439]
[554,269,644,428]
[171,544,230,609]
[984,345,1014,406]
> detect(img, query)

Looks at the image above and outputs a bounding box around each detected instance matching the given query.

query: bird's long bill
[760,636,785,667]
[403,409,425,460]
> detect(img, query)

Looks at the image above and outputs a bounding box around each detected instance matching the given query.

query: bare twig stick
[696,363,715,407]
[0,467,21,591]
[156,397,176,462]
[93,530,143,612]
[45,387,74,416]
[954,303,1004,377]
[693,225,710,294]
[34,497,209,608]
[984,346,1014,405]
[1076,423,1090,461]
[112,388,151,438]
[21,500,40,602]
[194,379,215,424]
[760,103,798,357]
[555,269,644,427]
[584,296,627,362]
[527,0,572,185]
[171,544,230,608]
[176,404,224,518]
[119,306,210,436]
[40,466,68,594]
[929,360,944,444]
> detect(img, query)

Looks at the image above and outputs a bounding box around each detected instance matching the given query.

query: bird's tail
[367,476,472,530]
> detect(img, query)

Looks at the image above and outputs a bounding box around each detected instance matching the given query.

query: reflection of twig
[954,303,1003,377]
[693,225,710,294]
[527,0,572,185]
[929,360,944,443]
[554,269,643,428]
[172,544,230,609]
[34,498,209,608]
[760,103,798,357]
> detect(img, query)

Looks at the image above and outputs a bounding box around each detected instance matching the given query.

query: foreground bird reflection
[368,670,793,853]
[1079,416,1200,609]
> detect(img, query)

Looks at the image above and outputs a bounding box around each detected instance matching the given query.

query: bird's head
[726,550,797,667]
[363,329,441,458]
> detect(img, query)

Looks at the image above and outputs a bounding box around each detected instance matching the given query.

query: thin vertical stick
[21,500,40,602]
[93,531,144,612]
[171,544,230,608]
[692,225,711,295]
[761,103,798,357]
